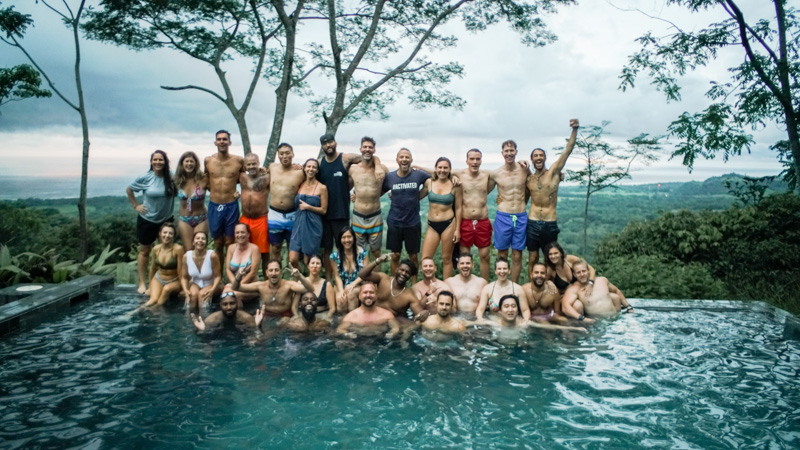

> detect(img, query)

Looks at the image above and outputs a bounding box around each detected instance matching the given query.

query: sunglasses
[220,291,236,299]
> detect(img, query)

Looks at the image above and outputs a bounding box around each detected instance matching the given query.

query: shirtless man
[412,256,452,313]
[456,149,495,281]
[561,259,633,323]
[239,153,270,276]
[268,143,305,261]
[522,263,563,323]
[358,253,427,321]
[282,291,331,332]
[444,253,487,317]
[491,140,530,283]
[527,119,579,279]
[205,130,245,259]
[231,261,314,318]
[420,291,466,333]
[336,281,400,338]
[318,133,378,275]
[475,258,531,322]
[190,285,264,332]
[489,294,586,333]
[349,137,388,260]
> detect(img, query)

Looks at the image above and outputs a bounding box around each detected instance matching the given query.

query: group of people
[127,119,635,336]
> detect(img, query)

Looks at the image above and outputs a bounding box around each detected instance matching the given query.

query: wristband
[578,314,585,321]
[588,280,594,285]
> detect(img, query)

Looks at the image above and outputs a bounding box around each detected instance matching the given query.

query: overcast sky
[0,0,785,186]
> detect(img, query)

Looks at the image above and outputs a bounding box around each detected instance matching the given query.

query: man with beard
[268,143,305,261]
[349,136,389,260]
[561,260,633,323]
[444,253,487,317]
[383,148,430,279]
[318,133,379,274]
[190,285,265,331]
[522,263,564,323]
[420,291,466,333]
[239,153,270,276]
[205,130,245,259]
[282,291,331,332]
[337,281,400,338]
[489,294,587,333]
[358,253,427,322]
[413,257,452,313]
[231,261,314,317]
[526,119,579,278]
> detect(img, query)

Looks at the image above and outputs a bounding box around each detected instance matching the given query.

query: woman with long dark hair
[289,158,328,268]
[174,151,208,252]
[542,241,596,294]
[127,150,176,294]
[420,156,462,278]
[330,226,369,312]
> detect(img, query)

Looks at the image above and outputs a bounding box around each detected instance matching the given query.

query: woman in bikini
[226,223,262,306]
[301,255,336,318]
[542,242,596,294]
[181,231,222,311]
[142,222,184,308]
[289,159,328,268]
[420,157,462,278]
[174,151,208,252]
[331,226,369,313]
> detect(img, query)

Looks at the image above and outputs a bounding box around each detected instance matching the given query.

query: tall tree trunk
[73,3,89,260]
[582,190,590,256]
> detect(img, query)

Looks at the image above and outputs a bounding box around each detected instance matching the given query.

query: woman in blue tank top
[421,157,462,278]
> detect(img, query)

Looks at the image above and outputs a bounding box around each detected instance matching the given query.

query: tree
[1,1,92,259]
[0,63,51,108]
[619,0,800,190]
[84,0,285,156]
[723,174,776,206]
[299,0,571,161]
[564,122,662,254]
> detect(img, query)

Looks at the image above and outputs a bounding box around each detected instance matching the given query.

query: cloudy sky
[0,0,785,187]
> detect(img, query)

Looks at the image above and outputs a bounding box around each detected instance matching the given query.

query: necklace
[267,282,280,303]
[532,173,543,190]
[390,278,406,298]
[530,287,544,306]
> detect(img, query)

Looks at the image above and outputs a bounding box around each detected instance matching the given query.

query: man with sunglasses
[190,284,265,331]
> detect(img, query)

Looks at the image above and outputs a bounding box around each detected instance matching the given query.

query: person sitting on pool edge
[190,285,265,332]
[358,253,428,322]
[281,291,331,332]
[337,281,400,339]
[489,294,587,333]
[561,259,633,324]
[420,291,466,333]
[232,261,315,318]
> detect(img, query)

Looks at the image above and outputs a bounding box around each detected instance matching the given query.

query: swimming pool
[0,293,798,448]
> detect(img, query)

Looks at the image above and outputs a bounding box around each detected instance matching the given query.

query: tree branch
[161,84,226,103]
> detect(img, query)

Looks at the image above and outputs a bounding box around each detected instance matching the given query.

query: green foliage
[619,0,800,187]
[599,255,728,300]
[0,64,51,108]
[0,244,131,287]
[596,193,800,313]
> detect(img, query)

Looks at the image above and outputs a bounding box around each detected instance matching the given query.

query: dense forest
[2,173,797,313]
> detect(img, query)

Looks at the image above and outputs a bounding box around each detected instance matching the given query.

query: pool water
[0,294,799,449]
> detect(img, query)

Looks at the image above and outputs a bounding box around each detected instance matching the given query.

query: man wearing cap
[318,133,378,274]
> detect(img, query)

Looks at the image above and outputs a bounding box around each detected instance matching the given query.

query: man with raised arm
[475,257,531,322]
[491,139,530,283]
[444,253,487,317]
[337,281,400,339]
[349,136,388,260]
[268,143,305,261]
[383,148,430,279]
[205,130,245,260]
[420,291,466,333]
[231,261,314,318]
[190,284,264,332]
[522,263,564,323]
[358,253,427,322]
[282,291,332,332]
[526,119,580,278]
[239,153,270,276]
[561,259,633,323]
[413,256,452,313]
[456,149,495,281]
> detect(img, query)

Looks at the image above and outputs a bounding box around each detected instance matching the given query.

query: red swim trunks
[460,218,492,249]
[240,215,269,254]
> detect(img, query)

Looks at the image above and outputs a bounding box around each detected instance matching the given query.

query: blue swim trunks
[493,211,527,251]
[268,206,296,245]
[208,200,240,238]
